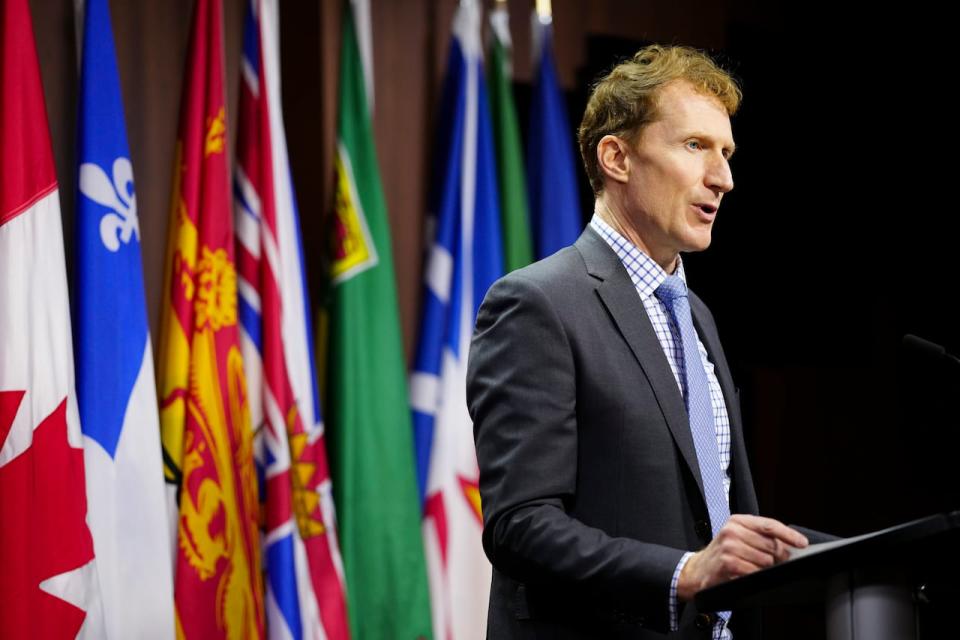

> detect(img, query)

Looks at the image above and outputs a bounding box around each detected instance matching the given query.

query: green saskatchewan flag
[326,1,433,638]
[488,4,534,272]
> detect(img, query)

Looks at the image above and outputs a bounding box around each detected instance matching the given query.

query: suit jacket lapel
[576,229,707,504]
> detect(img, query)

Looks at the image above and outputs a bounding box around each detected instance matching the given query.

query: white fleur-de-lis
[79,157,139,252]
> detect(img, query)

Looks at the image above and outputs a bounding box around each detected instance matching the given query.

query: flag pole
[536,0,552,23]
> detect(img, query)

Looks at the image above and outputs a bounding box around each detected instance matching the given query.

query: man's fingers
[720,554,765,580]
[770,538,788,563]
[721,524,789,564]
[725,537,777,569]
[728,514,809,548]
[691,517,810,593]
[691,550,763,591]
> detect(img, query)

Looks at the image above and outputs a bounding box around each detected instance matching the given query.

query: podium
[695,511,960,640]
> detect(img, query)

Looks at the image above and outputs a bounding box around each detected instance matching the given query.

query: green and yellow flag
[325,1,433,638]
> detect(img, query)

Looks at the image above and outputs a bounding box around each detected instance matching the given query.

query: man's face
[621,80,735,267]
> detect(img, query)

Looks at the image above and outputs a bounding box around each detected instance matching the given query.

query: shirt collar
[589,214,686,301]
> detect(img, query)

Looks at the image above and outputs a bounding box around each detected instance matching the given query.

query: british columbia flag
[234,1,350,638]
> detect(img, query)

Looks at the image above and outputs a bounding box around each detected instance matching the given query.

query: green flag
[488,5,534,272]
[326,2,433,638]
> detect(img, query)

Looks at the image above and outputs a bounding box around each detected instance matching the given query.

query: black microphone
[902,334,960,370]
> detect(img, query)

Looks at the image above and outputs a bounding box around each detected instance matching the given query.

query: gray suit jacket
[467,227,760,639]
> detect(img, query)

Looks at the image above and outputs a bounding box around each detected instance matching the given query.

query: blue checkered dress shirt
[591,215,733,640]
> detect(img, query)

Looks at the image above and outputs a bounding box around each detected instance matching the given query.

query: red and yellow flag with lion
[157,0,264,637]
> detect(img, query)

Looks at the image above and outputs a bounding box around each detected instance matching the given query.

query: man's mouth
[696,203,718,214]
[692,203,718,220]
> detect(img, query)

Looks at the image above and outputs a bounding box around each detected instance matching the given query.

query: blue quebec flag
[74,0,175,637]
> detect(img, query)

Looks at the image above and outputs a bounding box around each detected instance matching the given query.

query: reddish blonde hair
[578,45,741,194]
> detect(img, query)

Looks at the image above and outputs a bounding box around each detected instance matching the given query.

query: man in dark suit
[467,45,809,639]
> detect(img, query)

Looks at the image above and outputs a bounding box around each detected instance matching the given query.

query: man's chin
[682,234,713,254]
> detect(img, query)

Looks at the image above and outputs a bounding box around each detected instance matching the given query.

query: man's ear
[597,135,630,185]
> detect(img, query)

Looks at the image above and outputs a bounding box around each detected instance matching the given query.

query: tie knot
[655,274,688,304]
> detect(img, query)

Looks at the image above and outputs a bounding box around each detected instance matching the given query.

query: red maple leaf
[0,393,95,639]
[0,390,24,446]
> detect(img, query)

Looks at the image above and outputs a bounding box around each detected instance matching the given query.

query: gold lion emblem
[195,246,237,331]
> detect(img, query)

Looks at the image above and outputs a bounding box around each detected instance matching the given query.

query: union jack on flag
[234,1,350,638]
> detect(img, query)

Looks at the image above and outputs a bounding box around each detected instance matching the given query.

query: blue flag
[527,14,583,259]
[409,3,502,636]
[74,0,174,636]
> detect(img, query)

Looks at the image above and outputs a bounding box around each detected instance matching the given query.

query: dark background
[31,0,959,636]
[565,7,960,636]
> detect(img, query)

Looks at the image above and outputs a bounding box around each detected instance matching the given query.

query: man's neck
[595,197,679,274]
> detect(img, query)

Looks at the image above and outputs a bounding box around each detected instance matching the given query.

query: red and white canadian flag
[0,0,104,637]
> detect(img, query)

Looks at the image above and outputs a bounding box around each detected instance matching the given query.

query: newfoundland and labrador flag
[74,0,175,637]
[410,3,503,639]
[0,0,103,637]
[156,0,265,637]
[234,0,350,638]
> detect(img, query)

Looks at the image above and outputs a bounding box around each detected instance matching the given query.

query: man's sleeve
[467,273,687,633]
[669,552,694,630]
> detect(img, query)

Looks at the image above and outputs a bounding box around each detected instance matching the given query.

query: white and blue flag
[74,0,175,637]
[410,2,503,638]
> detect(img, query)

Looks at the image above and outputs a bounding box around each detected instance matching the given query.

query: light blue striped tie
[656,275,731,631]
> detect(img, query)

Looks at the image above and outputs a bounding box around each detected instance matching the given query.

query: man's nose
[707,155,734,194]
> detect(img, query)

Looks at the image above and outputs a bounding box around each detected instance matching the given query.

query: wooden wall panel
[31,0,743,360]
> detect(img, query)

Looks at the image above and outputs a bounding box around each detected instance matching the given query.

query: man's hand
[677,514,809,601]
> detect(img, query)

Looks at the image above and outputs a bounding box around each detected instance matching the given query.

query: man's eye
[686,140,702,150]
